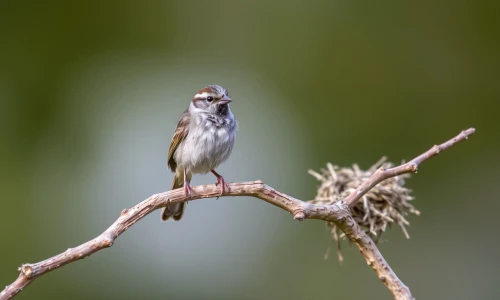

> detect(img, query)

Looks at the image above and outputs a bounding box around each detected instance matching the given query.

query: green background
[1,1,498,299]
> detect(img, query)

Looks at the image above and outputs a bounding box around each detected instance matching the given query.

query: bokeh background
[1,1,499,299]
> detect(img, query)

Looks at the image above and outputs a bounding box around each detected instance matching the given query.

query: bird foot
[214,175,230,198]
[211,170,229,199]
[184,181,195,198]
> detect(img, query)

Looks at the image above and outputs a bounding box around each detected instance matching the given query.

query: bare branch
[0,183,412,300]
[332,210,413,299]
[0,128,475,300]
[344,128,475,208]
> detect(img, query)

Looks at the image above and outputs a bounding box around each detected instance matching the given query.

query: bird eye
[207,96,214,102]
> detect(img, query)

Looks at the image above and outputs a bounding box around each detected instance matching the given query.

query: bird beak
[218,95,232,105]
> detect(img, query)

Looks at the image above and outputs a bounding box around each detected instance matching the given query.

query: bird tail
[161,173,186,221]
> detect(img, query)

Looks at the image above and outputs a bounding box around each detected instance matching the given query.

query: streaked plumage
[161,85,237,221]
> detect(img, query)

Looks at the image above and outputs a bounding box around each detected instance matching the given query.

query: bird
[161,84,237,221]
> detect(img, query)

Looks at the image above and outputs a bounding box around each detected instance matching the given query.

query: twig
[344,128,475,208]
[0,128,475,300]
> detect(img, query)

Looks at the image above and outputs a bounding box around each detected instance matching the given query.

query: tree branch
[343,128,475,208]
[0,128,475,300]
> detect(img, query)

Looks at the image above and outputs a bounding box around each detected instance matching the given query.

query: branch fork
[0,128,475,300]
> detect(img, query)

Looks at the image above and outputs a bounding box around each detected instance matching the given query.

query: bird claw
[215,176,230,199]
[184,181,195,198]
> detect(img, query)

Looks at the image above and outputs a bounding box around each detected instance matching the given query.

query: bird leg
[183,169,195,198]
[211,169,229,197]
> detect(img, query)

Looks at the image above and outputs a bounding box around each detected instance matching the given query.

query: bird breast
[175,112,236,174]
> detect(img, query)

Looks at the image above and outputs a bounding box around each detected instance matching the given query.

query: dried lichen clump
[308,157,420,261]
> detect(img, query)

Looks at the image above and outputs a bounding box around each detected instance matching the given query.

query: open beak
[218,95,232,105]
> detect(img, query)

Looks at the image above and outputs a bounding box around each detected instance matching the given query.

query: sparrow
[161,84,237,221]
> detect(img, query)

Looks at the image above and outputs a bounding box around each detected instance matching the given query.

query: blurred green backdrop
[1,1,499,299]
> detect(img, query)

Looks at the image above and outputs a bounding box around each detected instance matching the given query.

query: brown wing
[167,110,190,172]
